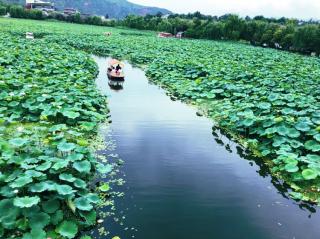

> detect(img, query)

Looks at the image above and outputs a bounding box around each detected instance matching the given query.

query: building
[158,32,173,38]
[25,0,54,11]
[64,8,78,16]
[176,31,184,39]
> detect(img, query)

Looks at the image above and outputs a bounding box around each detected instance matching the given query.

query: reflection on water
[108,80,124,91]
[211,126,318,215]
[93,55,320,239]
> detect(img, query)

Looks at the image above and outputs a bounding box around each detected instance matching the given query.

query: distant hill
[3,0,172,19]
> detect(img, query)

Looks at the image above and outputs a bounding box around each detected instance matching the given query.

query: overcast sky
[130,0,320,20]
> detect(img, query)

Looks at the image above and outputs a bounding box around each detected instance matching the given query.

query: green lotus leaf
[80,210,96,226]
[272,136,287,147]
[74,178,87,188]
[289,139,303,149]
[284,163,299,173]
[80,122,96,131]
[287,128,300,138]
[314,134,320,142]
[305,140,320,152]
[9,138,28,147]
[73,161,91,174]
[263,127,277,135]
[302,169,318,180]
[276,125,289,136]
[242,118,255,127]
[284,157,298,165]
[80,236,92,239]
[75,197,93,211]
[306,154,320,162]
[57,142,76,152]
[86,193,100,203]
[67,153,84,162]
[29,181,56,193]
[96,163,112,174]
[42,199,60,214]
[99,183,110,192]
[30,228,47,239]
[51,210,64,226]
[59,173,76,182]
[281,108,294,115]
[25,170,44,178]
[0,199,21,229]
[23,228,47,239]
[57,221,78,238]
[52,160,69,170]
[56,184,74,196]
[295,122,311,132]
[6,172,23,185]
[257,102,271,110]
[49,124,68,132]
[62,110,80,119]
[268,93,279,102]
[29,212,51,229]
[291,172,304,182]
[0,186,16,197]
[36,161,52,171]
[14,196,40,208]
[10,176,33,188]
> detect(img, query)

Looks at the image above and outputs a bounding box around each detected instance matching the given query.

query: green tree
[0,6,6,16]
[223,14,245,40]
[9,5,25,18]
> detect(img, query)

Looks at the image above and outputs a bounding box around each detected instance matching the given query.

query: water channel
[93,56,320,239]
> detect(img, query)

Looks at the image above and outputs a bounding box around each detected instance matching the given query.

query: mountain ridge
[3,0,172,19]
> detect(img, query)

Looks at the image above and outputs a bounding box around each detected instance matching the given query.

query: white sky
[130,0,320,20]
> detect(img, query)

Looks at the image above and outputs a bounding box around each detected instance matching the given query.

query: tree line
[1,0,319,56]
[121,13,320,55]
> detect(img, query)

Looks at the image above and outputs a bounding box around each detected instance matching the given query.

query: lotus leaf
[10,176,33,188]
[302,169,318,180]
[59,173,76,182]
[42,199,60,214]
[295,122,311,132]
[73,161,91,174]
[56,185,74,196]
[57,221,78,239]
[57,142,76,152]
[14,196,40,208]
[99,183,110,192]
[75,197,93,211]
[305,140,320,152]
[9,138,28,147]
[29,212,51,229]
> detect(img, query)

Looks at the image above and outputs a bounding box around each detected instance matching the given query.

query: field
[0,18,320,238]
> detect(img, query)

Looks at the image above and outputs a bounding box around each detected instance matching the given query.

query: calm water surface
[93,56,320,239]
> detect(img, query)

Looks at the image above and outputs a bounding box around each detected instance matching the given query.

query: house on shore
[64,8,78,16]
[176,31,184,39]
[25,0,54,11]
[158,32,173,38]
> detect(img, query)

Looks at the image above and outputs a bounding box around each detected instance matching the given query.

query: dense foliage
[121,14,320,55]
[0,31,113,238]
[0,18,319,237]
[2,0,320,55]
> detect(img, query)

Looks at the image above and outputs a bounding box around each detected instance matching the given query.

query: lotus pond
[0,17,320,238]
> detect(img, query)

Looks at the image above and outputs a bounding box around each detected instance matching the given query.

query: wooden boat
[107,59,125,81]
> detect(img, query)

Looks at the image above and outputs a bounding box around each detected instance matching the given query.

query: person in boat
[115,64,122,73]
